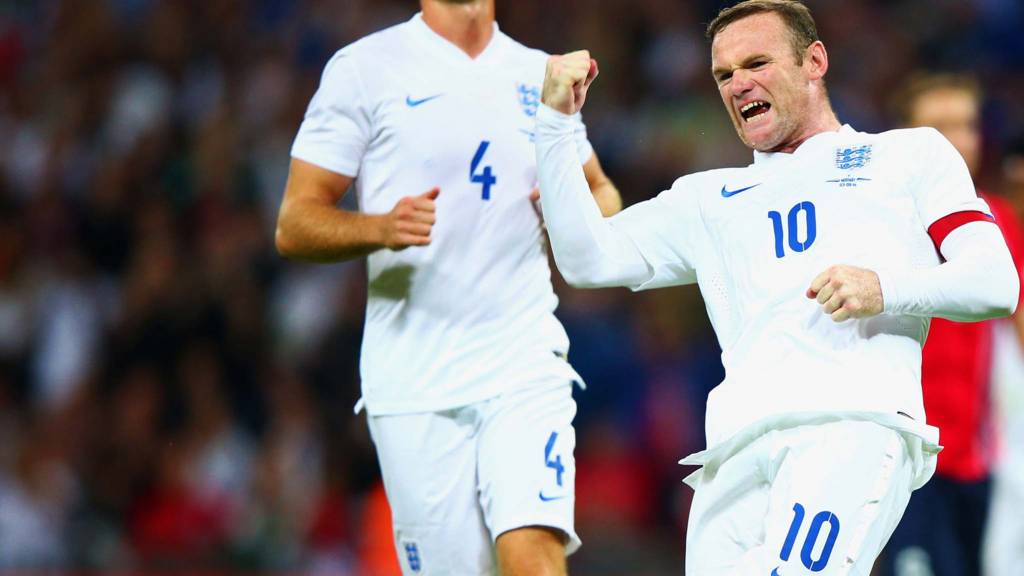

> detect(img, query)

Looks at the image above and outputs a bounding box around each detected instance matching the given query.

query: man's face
[711,13,811,152]
[908,88,981,176]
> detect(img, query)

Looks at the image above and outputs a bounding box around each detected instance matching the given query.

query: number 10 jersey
[606,125,991,452]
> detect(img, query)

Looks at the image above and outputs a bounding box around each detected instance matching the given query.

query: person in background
[982,134,1024,576]
[882,73,1024,576]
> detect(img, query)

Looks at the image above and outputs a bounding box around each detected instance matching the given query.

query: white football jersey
[607,125,990,449]
[291,14,592,414]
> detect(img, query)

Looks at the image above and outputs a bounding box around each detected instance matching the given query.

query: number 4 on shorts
[544,431,564,487]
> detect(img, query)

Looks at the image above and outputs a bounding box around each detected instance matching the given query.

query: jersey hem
[679,410,940,483]
[358,375,581,416]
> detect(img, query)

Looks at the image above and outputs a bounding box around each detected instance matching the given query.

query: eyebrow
[711,53,772,78]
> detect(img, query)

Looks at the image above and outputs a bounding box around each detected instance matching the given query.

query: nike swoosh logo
[406,94,444,107]
[538,491,567,502]
[721,183,761,198]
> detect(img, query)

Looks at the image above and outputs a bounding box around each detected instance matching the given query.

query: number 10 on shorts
[780,502,840,572]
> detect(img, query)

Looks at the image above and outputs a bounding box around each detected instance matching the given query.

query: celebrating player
[275,0,621,574]
[534,1,1019,574]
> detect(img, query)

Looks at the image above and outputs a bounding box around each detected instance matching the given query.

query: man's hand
[806,265,884,322]
[542,50,599,115]
[382,187,439,250]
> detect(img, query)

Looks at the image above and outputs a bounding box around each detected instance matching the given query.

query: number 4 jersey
[604,125,990,453]
[290,13,593,414]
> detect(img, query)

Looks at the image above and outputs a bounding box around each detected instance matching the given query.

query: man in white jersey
[275,1,621,574]
[533,1,1019,574]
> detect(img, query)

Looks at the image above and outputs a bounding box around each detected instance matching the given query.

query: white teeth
[741,101,769,122]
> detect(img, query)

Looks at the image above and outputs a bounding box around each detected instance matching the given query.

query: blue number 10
[769,201,817,258]
[780,503,840,572]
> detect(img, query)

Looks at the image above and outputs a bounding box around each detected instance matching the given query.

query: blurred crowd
[0,0,1022,573]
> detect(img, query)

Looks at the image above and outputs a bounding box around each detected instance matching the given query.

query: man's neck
[420,0,495,59]
[770,103,843,155]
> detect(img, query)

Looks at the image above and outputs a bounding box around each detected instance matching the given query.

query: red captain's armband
[928,211,995,254]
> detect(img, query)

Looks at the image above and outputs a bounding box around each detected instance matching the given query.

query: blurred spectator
[882,73,1024,576]
[984,135,1024,576]
[0,418,76,568]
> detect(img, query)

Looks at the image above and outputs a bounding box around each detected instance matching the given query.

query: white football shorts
[367,379,578,575]
[686,420,924,575]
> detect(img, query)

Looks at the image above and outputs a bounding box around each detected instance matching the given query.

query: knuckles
[547,53,591,77]
[816,265,880,319]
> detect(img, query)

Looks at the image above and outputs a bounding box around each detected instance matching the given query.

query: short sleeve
[607,177,703,290]
[909,128,993,250]
[290,51,372,177]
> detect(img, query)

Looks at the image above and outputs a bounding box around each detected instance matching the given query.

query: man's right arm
[535,105,652,288]
[536,51,658,289]
[275,158,438,262]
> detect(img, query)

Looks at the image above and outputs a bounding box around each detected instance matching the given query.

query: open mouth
[740,100,771,123]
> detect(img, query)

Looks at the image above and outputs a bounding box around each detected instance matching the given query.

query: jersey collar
[409,12,506,67]
[752,124,857,166]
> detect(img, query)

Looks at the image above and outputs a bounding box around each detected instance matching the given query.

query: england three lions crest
[835,145,873,170]
[517,83,540,118]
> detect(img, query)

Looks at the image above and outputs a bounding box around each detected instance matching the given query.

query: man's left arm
[806,223,1018,323]
[582,153,622,217]
[879,221,1018,321]
[808,130,1020,323]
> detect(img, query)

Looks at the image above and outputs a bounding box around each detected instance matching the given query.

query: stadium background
[0,0,1023,573]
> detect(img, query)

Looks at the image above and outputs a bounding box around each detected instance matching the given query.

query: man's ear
[805,40,829,81]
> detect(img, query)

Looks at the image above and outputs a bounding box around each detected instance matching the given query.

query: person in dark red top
[882,74,1024,576]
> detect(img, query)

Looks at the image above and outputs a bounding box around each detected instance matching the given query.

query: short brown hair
[893,72,982,125]
[706,0,820,64]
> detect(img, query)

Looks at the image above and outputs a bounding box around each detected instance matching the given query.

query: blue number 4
[470,141,497,200]
[544,431,565,486]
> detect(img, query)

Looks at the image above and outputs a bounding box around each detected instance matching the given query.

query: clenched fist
[382,187,439,250]
[542,50,599,115]
[806,265,884,322]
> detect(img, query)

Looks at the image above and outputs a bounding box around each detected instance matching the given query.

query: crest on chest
[516,83,541,142]
[516,83,540,118]
[828,144,874,188]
